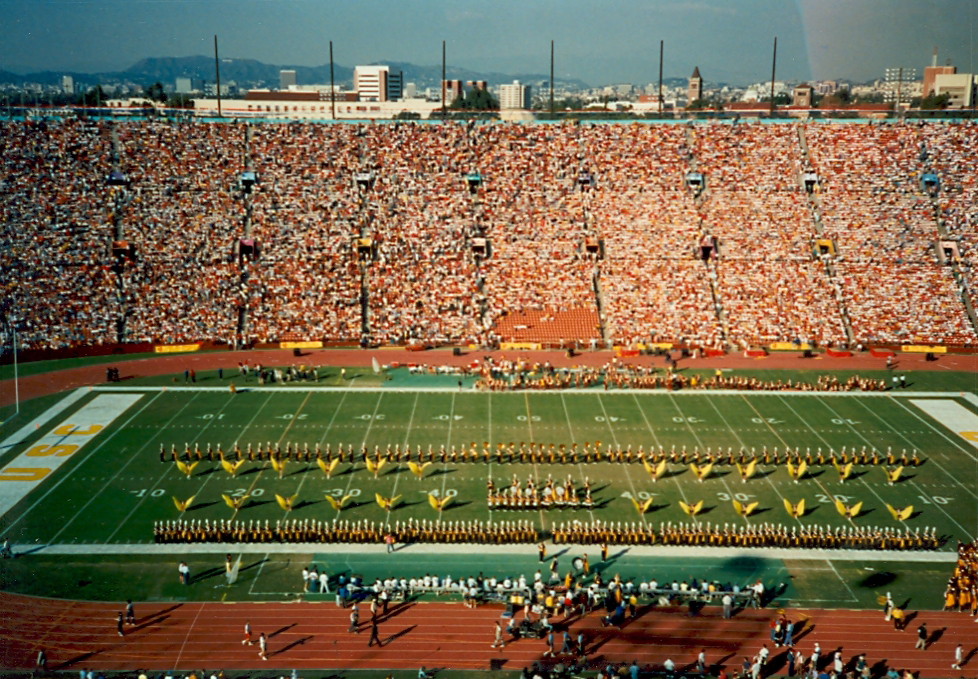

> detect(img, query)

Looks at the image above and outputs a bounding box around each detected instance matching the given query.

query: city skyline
[0,0,974,87]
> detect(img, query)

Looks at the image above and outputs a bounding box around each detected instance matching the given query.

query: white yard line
[666,393,747,526]
[561,393,596,523]
[596,394,646,526]
[248,551,271,595]
[815,397,975,541]
[384,393,419,526]
[438,393,456,520]
[825,559,860,603]
[523,392,546,530]
[736,394,849,523]
[48,392,203,543]
[850,398,978,501]
[183,393,276,523]
[105,393,237,543]
[706,395,802,527]
[776,395,896,523]
[632,394,693,520]
[335,393,384,519]
[288,392,348,510]
[487,393,494,523]
[887,396,978,463]
[3,392,163,535]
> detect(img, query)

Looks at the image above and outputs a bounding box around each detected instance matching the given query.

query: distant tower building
[279,69,297,90]
[467,80,488,91]
[404,82,417,99]
[442,79,464,104]
[923,49,956,97]
[387,70,403,101]
[792,83,814,107]
[61,75,74,95]
[687,66,703,103]
[499,80,531,109]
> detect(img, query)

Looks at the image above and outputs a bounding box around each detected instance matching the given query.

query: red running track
[1,593,975,676]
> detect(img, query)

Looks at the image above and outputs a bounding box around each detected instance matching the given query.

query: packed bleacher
[2,119,976,351]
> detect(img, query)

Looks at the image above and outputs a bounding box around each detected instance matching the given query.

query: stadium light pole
[442,40,447,118]
[658,40,664,115]
[10,319,21,415]
[550,40,555,116]
[769,37,777,116]
[329,41,336,120]
[214,35,223,118]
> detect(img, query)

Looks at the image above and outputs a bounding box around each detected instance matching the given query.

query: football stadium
[1,113,978,679]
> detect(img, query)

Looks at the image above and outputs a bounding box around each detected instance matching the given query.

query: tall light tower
[884,67,917,112]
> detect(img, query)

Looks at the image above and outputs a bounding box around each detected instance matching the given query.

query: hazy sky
[1,0,974,85]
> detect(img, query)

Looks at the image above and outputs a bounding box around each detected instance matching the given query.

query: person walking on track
[952,644,963,670]
[915,623,927,650]
[242,621,253,645]
[368,618,381,647]
[258,632,268,660]
[349,605,360,633]
[125,600,135,626]
[117,612,124,637]
[491,621,504,649]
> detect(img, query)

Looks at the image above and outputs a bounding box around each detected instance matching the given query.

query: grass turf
[2,372,977,610]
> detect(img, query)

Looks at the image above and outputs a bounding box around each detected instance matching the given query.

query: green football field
[2,382,976,549]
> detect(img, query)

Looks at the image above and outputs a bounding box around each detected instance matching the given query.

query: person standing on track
[952,643,963,670]
[258,632,268,660]
[243,621,253,645]
[697,650,706,674]
[116,612,124,637]
[125,600,135,626]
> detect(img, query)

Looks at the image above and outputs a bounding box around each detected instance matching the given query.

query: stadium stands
[2,119,976,350]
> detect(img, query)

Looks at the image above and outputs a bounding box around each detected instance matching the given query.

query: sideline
[89,385,978,397]
[9,541,958,562]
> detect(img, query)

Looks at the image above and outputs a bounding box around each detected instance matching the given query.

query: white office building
[933,72,977,108]
[354,65,403,102]
[499,80,532,110]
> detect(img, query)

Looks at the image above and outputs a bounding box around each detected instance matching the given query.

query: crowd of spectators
[806,122,976,345]
[3,119,975,350]
[0,119,118,348]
